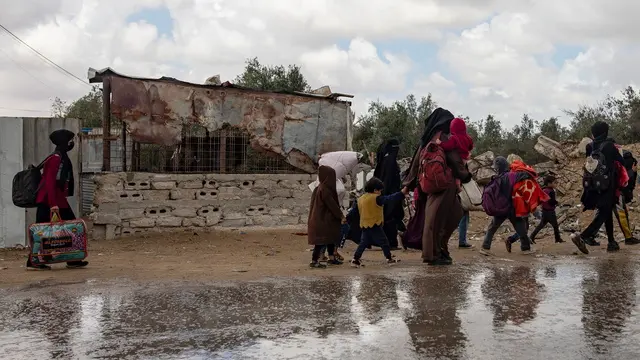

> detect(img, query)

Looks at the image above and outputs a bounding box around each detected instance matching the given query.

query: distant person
[480,157,546,255]
[28,129,89,270]
[529,175,564,244]
[457,211,472,248]
[583,149,640,246]
[373,139,404,250]
[571,121,626,253]
[348,177,407,267]
[308,166,345,268]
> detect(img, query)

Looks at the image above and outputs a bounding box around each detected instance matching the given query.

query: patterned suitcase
[28,214,88,265]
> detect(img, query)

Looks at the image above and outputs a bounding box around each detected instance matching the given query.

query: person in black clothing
[529,175,564,244]
[622,150,637,203]
[571,121,625,254]
[373,139,404,250]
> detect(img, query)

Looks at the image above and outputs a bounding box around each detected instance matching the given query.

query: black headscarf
[373,139,404,226]
[49,129,75,196]
[420,108,455,147]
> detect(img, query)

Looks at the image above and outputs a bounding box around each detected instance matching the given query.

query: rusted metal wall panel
[109,77,350,173]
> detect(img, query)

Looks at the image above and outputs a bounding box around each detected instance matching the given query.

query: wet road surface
[1,259,640,359]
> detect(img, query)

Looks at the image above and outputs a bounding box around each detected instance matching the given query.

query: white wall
[0,119,25,248]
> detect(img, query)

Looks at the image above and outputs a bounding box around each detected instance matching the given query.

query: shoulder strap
[36,151,60,170]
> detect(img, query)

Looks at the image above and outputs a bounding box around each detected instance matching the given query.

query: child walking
[308,166,345,268]
[529,175,564,244]
[349,177,408,267]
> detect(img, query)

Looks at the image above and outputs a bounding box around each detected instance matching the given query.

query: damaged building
[86,68,354,240]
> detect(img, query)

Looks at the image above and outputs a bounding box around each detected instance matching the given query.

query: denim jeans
[458,211,470,246]
[482,216,532,251]
[354,226,392,260]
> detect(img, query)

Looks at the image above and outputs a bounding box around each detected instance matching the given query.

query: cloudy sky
[1,0,638,127]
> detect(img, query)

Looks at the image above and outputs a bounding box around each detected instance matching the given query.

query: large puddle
[1,259,639,359]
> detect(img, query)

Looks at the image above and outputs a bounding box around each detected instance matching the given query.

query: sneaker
[607,242,620,252]
[571,233,589,254]
[327,258,343,265]
[309,262,327,269]
[387,258,401,265]
[459,243,473,249]
[479,248,492,256]
[27,264,51,271]
[320,256,329,262]
[350,259,364,268]
[521,249,537,255]
[624,237,640,245]
[504,239,512,253]
[66,261,89,269]
[334,252,345,262]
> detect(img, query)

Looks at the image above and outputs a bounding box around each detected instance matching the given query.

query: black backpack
[583,142,611,192]
[11,153,55,208]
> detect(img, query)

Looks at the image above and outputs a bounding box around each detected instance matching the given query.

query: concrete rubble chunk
[474,151,495,166]
[534,136,568,163]
[570,137,592,158]
[475,167,496,186]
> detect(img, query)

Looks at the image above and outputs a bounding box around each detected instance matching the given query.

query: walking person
[571,121,626,254]
[373,139,404,250]
[529,175,564,244]
[480,157,546,255]
[402,109,472,265]
[457,211,473,248]
[308,166,345,268]
[28,129,89,270]
[348,178,407,267]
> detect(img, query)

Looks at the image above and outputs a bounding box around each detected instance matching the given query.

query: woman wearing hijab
[571,121,625,254]
[373,139,404,250]
[308,165,345,268]
[402,108,472,265]
[28,129,89,270]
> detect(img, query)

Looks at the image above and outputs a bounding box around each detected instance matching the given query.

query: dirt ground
[1,211,638,288]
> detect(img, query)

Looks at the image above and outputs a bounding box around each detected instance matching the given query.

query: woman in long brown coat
[403,108,472,265]
[308,165,345,268]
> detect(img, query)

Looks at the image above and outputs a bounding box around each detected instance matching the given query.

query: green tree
[234,57,311,92]
[50,86,103,127]
[66,86,103,127]
[352,94,436,159]
[539,117,568,141]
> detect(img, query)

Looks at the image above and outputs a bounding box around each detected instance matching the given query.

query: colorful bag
[418,133,455,194]
[482,173,515,217]
[28,211,88,265]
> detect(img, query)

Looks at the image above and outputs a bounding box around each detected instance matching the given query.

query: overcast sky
[1,0,638,126]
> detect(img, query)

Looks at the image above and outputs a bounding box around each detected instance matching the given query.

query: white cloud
[0,0,639,127]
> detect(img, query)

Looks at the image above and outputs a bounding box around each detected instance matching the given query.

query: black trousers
[383,220,399,249]
[28,205,83,266]
[530,210,562,242]
[312,244,335,262]
[581,203,615,243]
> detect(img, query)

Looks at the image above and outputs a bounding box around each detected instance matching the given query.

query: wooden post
[102,77,111,172]
[131,141,139,171]
[121,121,127,171]
[219,129,226,173]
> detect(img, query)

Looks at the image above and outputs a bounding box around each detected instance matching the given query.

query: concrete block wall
[90,172,315,239]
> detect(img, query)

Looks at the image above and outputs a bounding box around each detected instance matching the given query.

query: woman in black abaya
[373,139,404,249]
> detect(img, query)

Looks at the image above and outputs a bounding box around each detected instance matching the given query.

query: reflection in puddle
[0,260,639,359]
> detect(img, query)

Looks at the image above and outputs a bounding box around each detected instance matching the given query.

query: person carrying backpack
[27,129,89,270]
[480,157,546,255]
[571,121,626,254]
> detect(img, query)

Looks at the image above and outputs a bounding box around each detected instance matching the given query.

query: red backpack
[418,133,455,194]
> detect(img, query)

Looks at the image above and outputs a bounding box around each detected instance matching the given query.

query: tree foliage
[50,86,102,127]
[234,57,311,92]
[353,94,436,159]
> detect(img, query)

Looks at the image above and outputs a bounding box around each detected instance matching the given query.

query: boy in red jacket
[529,175,564,244]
